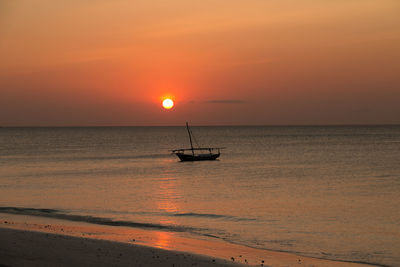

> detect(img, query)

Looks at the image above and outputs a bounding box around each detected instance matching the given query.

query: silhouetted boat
[172,122,224,161]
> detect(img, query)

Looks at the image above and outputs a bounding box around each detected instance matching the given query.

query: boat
[172,122,224,161]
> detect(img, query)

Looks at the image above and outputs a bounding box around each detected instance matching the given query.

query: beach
[0,227,241,267]
[0,213,373,267]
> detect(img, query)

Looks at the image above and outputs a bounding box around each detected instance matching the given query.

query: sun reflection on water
[156,177,181,214]
[154,176,182,249]
[154,231,173,249]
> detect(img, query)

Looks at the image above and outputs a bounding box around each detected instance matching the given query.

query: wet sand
[0,227,243,267]
[0,214,373,267]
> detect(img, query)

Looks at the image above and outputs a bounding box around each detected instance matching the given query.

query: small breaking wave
[83,209,256,222]
[0,207,197,233]
[172,212,255,222]
[0,207,255,239]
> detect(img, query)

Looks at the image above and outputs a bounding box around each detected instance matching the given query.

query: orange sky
[0,0,399,126]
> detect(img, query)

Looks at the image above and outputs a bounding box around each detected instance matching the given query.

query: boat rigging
[172,122,224,161]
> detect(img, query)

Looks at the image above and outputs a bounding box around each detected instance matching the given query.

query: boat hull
[175,153,220,161]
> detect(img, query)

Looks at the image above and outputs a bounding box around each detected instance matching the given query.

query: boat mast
[186,122,194,156]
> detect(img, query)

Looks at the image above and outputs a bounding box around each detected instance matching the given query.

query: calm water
[1,126,400,266]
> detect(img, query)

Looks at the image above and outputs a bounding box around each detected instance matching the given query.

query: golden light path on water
[155,176,181,249]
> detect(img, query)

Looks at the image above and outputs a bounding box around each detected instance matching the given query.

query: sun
[162,98,174,109]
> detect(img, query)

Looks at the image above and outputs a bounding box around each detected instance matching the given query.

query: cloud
[206,99,245,104]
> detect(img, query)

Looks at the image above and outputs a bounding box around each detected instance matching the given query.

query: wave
[81,209,256,222]
[0,207,255,238]
[0,207,197,233]
[172,212,255,222]
[0,207,254,223]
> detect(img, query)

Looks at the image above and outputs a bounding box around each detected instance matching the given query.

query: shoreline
[0,213,374,267]
[0,227,241,267]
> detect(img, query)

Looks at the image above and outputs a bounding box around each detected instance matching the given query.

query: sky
[0,0,399,126]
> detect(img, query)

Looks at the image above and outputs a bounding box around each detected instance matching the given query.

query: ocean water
[1,126,399,266]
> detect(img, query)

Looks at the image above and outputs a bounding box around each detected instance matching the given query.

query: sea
[1,126,399,266]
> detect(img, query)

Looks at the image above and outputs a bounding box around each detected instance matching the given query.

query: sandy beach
[0,227,243,267]
[0,214,373,267]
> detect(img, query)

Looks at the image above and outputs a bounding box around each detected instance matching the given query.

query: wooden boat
[172,122,224,161]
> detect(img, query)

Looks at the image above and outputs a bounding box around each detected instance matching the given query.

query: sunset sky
[1,0,399,126]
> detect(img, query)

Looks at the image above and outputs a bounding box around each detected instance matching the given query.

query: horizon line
[1,123,400,128]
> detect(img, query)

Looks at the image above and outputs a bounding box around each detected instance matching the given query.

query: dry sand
[0,214,373,267]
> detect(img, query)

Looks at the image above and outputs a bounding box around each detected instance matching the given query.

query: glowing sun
[162,98,174,109]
